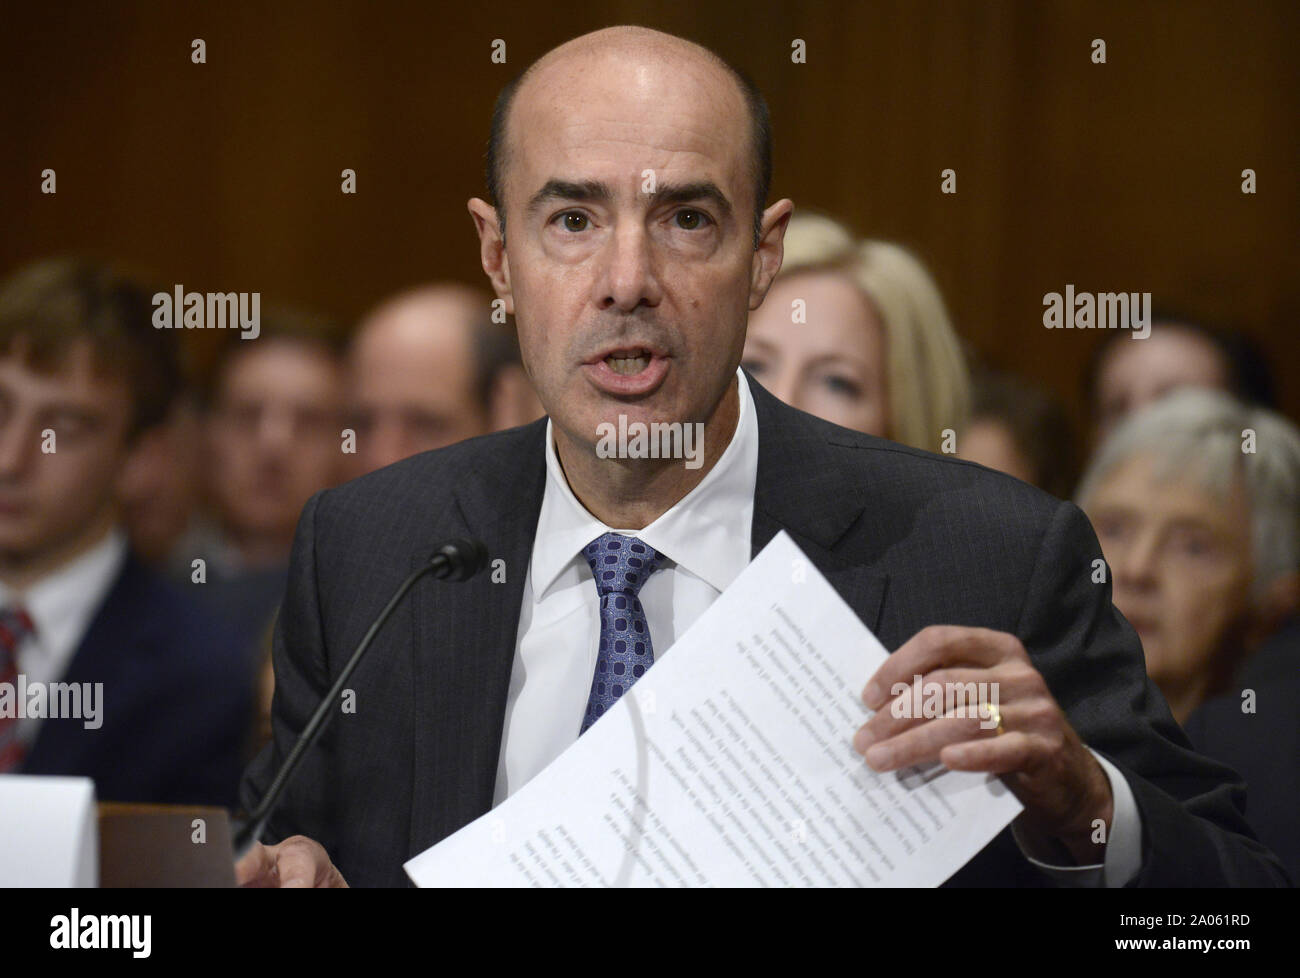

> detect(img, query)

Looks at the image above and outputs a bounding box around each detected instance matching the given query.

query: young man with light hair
[0,257,253,805]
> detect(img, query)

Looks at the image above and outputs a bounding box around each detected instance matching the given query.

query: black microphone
[232,537,490,857]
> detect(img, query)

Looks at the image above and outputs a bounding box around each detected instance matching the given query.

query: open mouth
[604,350,653,375]
[583,345,671,395]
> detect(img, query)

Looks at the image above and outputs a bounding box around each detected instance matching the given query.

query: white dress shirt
[493,368,1142,885]
[0,526,127,745]
[494,369,758,804]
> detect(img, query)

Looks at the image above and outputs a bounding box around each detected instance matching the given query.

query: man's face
[118,400,203,562]
[0,342,133,565]
[206,339,342,544]
[743,270,890,436]
[345,310,489,478]
[1093,328,1230,442]
[1085,453,1255,691]
[476,51,785,454]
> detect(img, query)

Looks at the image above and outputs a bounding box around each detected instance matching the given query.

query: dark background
[4,0,1297,423]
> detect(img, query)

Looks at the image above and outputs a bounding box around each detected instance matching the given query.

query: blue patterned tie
[580,532,665,734]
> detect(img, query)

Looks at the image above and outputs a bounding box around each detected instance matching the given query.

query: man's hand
[856,625,1114,865]
[235,836,349,888]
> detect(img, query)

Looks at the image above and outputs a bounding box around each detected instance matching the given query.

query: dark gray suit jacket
[1184,618,1300,884]
[241,374,1287,887]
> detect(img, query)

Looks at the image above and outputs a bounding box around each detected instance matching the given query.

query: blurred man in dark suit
[239,26,1286,887]
[0,258,253,806]
[181,310,347,768]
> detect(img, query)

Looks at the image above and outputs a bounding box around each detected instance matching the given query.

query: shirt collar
[532,367,759,597]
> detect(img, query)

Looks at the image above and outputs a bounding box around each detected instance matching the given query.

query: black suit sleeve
[239,491,342,857]
[1015,499,1287,886]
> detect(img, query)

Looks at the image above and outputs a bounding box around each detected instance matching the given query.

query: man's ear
[468,198,514,316]
[749,198,794,311]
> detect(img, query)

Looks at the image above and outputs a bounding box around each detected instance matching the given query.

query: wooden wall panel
[3,0,1296,421]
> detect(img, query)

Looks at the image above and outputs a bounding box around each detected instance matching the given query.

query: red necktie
[0,607,36,772]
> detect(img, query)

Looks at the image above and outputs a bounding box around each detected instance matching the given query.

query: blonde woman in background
[743,212,970,453]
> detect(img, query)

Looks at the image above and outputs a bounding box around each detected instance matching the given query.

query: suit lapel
[408,421,547,857]
[748,372,890,635]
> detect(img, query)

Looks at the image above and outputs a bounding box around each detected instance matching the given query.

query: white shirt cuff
[1009,748,1142,886]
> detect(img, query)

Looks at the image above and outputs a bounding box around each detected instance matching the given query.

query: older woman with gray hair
[1076,388,1300,723]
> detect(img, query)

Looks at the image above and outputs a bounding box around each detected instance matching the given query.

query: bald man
[239,26,1285,888]
[344,284,542,478]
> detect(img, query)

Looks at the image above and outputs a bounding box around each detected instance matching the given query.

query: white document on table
[406,531,1022,887]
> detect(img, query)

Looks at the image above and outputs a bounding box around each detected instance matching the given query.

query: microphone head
[431,538,490,581]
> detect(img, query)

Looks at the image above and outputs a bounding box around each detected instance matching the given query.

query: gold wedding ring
[983,703,1004,735]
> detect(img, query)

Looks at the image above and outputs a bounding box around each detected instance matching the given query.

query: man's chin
[0,517,41,544]
[580,403,691,442]
[550,370,734,451]
[0,535,46,568]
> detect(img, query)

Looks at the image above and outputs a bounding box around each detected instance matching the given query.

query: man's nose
[1113,533,1160,591]
[0,418,37,479]
[365,420,409,471]
[255,405,296,449]
[595,222,662,313]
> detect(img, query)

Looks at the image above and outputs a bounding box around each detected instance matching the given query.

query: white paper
[0,775,98,887]
[406,531,1022,887]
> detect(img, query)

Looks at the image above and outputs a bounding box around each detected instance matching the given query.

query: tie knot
[582,532,663,597]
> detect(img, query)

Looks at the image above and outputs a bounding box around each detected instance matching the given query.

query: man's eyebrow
[1162,515,1224,535]
[38,403,105,423]
[650,181,733,219]
[526,179,613,214]
[524,178,735,220]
